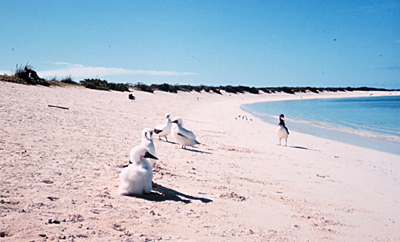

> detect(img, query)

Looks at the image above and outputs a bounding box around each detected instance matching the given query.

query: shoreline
[241,95,400,156]
[1,81,400,241]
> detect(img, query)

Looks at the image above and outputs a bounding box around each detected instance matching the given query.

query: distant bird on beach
[276,114,289,146]
[118,145,158,195]
[154,113,172,142]
[171,117,200,149]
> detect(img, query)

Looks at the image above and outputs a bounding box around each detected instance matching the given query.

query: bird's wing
[178,127,196,140]
[154,123,166,133]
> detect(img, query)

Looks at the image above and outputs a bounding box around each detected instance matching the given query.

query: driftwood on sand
[48,105,69,110]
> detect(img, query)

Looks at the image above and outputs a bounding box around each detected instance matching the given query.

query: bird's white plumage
[276,125,289,139]
[276,115,289,146]
[171,117,200,148]
[154,113,172,141]
[141,128,156,156]
[118,145,154,195]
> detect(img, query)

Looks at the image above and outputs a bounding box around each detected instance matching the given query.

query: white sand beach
[1,81,400,241]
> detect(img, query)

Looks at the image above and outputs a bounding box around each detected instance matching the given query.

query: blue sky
[1,0,399,88]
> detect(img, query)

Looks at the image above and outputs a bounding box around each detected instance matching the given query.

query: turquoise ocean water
[241,95,400,155]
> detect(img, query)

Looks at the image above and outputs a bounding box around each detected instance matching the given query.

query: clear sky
[1,0,399,88]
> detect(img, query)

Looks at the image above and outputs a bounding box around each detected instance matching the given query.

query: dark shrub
[133,82,154,93]
[355,86,386,91]
[259,88,271,93]
[193,86,203,92]
[80,78,109,91]
[79,78,129,92]
[279,87,295,94]
[0,74,26,84]
[60,75,78,85]
[14,64,50,86]
[221,85,242,94]
[211,87,221,94]
[108,82,129,92]
[307,87,319,93]
[202,86,211,92]
[238,85,259,94]
[176,85,193,92]
[152,83,178,93]
[325,87,338,92]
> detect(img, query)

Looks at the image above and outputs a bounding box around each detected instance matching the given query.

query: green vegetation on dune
[1,64,397,94]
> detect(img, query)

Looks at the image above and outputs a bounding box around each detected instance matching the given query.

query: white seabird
[171,117,200,149]
[276,114,289,146]
[118,145,158,195]
[154,113,172,142]
[141,127,156,167]
[141,128,156,155]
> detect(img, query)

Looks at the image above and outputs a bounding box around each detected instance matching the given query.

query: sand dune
[1,81,399,241]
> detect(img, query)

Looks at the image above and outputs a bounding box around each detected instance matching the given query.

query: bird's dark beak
[172,120,178,124]
[144,151,158,160]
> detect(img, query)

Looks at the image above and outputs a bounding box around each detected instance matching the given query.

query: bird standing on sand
[118,145,158,195]
[141,128,156,167]
[154,113,172,142]
[171,117,200,149]
[276,114,289,146]
[141,128,156,155]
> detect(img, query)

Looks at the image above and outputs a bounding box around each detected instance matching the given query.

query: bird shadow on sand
[287,145,318,151]
[276,144,315,150]
[131,183,213,204]
[158,139,178,145]
[289,145,309,150]
[181,147,212,154]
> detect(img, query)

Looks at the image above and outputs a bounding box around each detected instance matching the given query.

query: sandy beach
[1,81,400,241]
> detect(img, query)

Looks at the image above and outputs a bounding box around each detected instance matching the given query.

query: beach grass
[1,64,398,94]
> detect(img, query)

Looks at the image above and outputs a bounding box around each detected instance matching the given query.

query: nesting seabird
[141,127,156,167]
[118,145,158,195]
[171,117,200,149]
[154,113,172,142]
[141,128,156,155]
